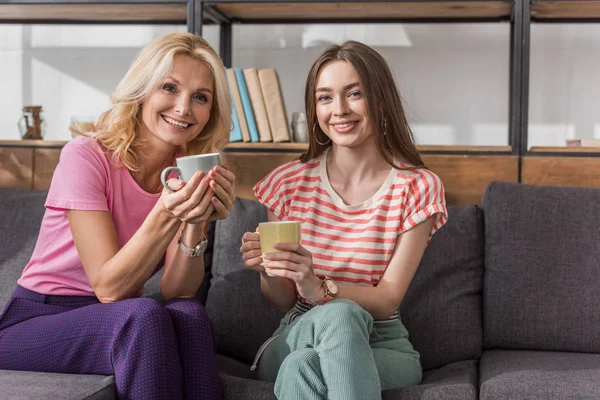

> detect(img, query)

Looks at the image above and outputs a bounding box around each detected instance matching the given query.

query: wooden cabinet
[0,141,519,206]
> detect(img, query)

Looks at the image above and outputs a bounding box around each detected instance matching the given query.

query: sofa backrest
[483,181,600,353]
[205,198,285,365]
[0,189,47,311]
[207,197,485,371]
[400,204,484,370]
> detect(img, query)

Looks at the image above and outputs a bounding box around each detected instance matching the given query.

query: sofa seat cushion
[220,374,277,400]
[0,370,115,400]
[480,349,600,400]
[383,360,478,400]
[483,181,600,352]
[217,353,254,379]
[220,360,477,400]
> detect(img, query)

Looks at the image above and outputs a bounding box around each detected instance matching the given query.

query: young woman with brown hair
[240,40,448,399]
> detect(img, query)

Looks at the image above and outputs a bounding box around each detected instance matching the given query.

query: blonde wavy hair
[72,32,231,171]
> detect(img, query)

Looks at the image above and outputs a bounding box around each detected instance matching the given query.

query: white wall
[529,24,600,148]
[0,25,188,141]
[1,22,596,148]
[231,24,510,146]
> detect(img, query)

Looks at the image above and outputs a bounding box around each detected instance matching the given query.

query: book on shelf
[233,68,260,143]
[226,69,251,142]
[228,97,243,142]
[258,68,290,142]
[243,68,273,142]
[581,138,600,147]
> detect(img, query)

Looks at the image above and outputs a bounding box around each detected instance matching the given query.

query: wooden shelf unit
[531,0,600,20]
[529,146,600,153]
[0,2,187,22]
[0,140,518,205]
[205,1,513,22]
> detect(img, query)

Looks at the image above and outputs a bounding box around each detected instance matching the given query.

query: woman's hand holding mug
[160,153,235,224]
[161,170,214,224]
[240,229,266,272]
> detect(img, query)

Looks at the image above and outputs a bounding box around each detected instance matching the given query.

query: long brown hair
[301,40,424,169]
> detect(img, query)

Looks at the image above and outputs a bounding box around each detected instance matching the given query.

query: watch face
[326,279,338,295]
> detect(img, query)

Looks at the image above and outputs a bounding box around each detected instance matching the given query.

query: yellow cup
[259,221,302,275]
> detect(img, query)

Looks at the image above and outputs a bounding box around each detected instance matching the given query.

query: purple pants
[0,285,222,400]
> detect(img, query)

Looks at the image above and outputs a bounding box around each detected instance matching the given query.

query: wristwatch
[177,231,208,257]
[315,277,339,305]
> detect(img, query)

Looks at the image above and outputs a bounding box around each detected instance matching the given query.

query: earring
[382,117,387,136]
[313,122,331,146]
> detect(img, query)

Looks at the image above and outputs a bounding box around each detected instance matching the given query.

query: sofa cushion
[0,370,115,400]
[0,189,47,312]
[401,205,484,370]
[384,360,478,400]
[220,374,277,400]
[206,198,285,365]
[219,360,478,400]
[479,349,600,399]
[217,354,254,379]
[483,181,600,352]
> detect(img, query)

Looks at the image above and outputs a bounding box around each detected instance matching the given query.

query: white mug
[160,153,221,192]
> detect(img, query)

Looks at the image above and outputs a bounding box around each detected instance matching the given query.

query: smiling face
[315,60,373,149]
[139,54,214,150]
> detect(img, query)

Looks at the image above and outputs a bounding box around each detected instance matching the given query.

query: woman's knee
[165,297,205,315]
[309,299,373,328]
[164,298,214,339]
[279,348,321,375]
[119,297,172,332]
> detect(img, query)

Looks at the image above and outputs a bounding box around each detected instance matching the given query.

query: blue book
[234,68,260,142]
[228,85,243,142]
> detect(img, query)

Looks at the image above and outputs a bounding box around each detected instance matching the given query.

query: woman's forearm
[95,203,180,302]
[260,273,297,313]
[160,222,208,300]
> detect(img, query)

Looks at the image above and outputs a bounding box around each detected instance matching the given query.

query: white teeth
[334,122,356,128]
[163,116,189,128]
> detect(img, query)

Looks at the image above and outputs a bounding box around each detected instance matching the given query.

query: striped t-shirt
[253,149,448,290]
[254,148,447,294]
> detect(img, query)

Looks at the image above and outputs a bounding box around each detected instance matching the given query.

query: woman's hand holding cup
[161,170,214,224]
[206,165,236,222]
[256,221,322,300]
[159,152,235,224]
[240,229,266,272]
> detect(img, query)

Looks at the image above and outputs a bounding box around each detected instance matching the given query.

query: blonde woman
[0,33,234,399]
[241,41,447,399]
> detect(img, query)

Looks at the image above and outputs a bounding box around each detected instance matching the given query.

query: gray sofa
[1,180,599,399]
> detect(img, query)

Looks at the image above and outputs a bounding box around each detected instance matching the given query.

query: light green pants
[256,299,422,400]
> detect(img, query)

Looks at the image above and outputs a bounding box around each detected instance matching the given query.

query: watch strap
[177,231,208,257]
[314,277,337,305]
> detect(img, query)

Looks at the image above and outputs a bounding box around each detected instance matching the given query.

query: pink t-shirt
[18,136,164,296]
